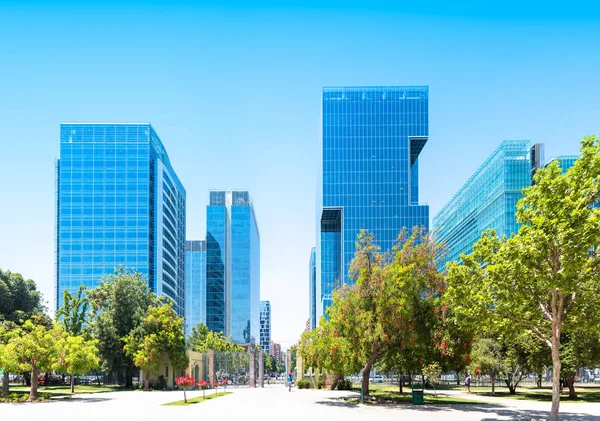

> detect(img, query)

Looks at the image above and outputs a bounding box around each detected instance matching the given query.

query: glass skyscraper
[56,123,186,316]
[206,190,260,344]
[433,140,543,270]
[185,240,206,336]
[317,86,430,319]
[308,247,316,330]
[259,300,271,355]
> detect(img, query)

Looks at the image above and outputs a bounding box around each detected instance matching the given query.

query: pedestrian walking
[464,373,472,393]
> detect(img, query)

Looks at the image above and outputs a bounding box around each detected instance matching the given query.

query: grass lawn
[9,384,122,395]
[348,386,486,405]
[162,391,231,406]
[475,388,600,403]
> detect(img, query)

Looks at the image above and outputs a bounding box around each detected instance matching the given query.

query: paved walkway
[3,385,600,420]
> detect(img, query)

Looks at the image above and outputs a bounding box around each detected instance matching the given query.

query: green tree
[0,322,21,396]
[300,312,362,389]
[264,352,275,374]
[123,303,188,390]
[56,285,91,391]
[57,285,89,336]
[303,228,444,398]
[187,322,243,353]
[446,136,600,420]
[55,334,100,393]
[0,269,46,395]
[88,269,155,387]
[560,329,600,398]
[4,320,62,401]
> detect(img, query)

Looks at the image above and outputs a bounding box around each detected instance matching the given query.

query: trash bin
[411,390,424,405]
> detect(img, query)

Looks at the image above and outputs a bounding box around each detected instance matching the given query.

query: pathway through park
[3,385,600,420]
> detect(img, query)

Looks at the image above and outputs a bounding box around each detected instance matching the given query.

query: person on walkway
[287,373,293,391]
[464,373,472,393]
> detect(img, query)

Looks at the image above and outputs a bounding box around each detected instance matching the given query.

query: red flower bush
[211,380,218,388]
[175,374,195,389]
[175,375,196,403]
[197,380,209,390]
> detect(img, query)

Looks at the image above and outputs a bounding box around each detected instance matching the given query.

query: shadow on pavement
[316,397,600,420]
[66,396,113,403]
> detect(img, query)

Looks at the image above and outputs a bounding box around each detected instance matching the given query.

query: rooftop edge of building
[323,85,428,91]
[433,140,532,227]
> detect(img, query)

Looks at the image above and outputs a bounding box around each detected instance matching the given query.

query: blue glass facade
[308,247,316,330]
[56,123,186,316]
[259,300,271,355]
[433,141,541,270]
[206,191,228,334]
[548,155,579,173]
[206,190,260,344]
[185,240,206,336]
[317,86,430,319]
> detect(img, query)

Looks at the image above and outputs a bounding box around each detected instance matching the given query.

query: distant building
[309,247,316,330]
[185,240,206,336]
[317,86,430,320]
[270,341,282,363]
[56,123,186,316]
[434,142,578,269]
[260,301,271,354]
[206,190,260,345]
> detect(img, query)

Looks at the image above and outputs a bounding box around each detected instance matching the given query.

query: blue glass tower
[433,141,543,270]
[56,123,186,316]
[259,300,271,355]
[308,247,316,330]
[206,190,260,345]
[185,240,206,336]
[317,86,430,319]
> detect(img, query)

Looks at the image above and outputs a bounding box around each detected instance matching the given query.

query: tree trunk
[2,372,9,396]
[537,373,542,389]
[399,372,403,393]
[125,366,133,388]
[183,389,187,403]
[28,369,39,402]
[329,373,343,390]
[491,374,495,395]
[71,374,75,393]
[564,372,577,399]
[361,354,378,399]
[550,292,564,421]
[144,371,149,391]
[24,371,31,386]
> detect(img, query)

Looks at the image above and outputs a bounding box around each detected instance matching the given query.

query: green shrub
[317,380,324,389]
[336,378,352,391]
[297,380,310,389]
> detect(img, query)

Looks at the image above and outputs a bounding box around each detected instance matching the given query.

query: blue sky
[1,1,599,345]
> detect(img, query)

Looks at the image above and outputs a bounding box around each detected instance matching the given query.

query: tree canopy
[446,135,600,420]
[87,269,156,387]
[301,228,468,397]
[187,323,243,353]
[124,303,188,390]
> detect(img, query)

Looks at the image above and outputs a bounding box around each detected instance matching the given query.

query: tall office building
[270,341,282,363]
[317,86,430,319]
[56,123,186,316]
[185,240,207,335]
[308,247,316,330]
[550,155,579,173]
[433,141,545,269]
[259,300,271,354]
[206,190,260,344]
